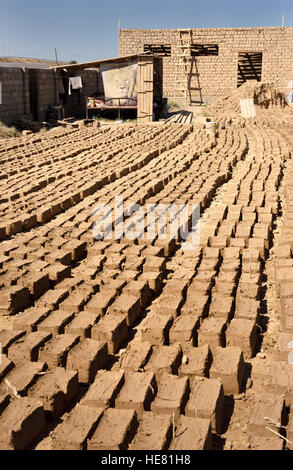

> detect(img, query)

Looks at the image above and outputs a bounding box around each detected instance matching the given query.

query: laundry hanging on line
[68,76,83,95]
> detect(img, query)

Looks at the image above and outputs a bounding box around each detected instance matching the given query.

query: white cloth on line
[68,76,83,95]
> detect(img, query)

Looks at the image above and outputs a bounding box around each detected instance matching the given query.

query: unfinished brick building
[119,26,293,103]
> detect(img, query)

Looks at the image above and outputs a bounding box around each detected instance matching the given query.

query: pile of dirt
[211,81,289,118]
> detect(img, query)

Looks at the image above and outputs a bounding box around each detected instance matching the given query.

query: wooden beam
[50,52,152,71]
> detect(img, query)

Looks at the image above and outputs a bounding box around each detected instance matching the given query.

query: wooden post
[55,48,59,66]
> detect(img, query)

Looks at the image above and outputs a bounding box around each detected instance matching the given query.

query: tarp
[99,60,137,106]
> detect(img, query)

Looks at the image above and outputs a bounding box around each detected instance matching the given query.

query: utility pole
[118,19,121,56]
[55,48,59,66]
[282,15,285,30]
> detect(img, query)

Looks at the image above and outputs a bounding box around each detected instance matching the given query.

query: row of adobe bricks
[275,159,293,334]
[0,125,191,239]
[0,129,232,320]
[0,124,180,189]
[0,124,128,169]
[0,337,247,450]
[0,124,244,239]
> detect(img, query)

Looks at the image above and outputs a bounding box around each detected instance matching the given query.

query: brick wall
[119,27,293,101]
[0,67,32,123]
[29,69,57,121]
[0,67,99,123]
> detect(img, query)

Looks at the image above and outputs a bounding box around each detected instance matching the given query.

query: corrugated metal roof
[50,52,153,71]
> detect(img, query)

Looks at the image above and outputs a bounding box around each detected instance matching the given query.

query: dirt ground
[0,82,293,450]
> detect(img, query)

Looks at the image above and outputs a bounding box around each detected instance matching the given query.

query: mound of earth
[211,81,289,119]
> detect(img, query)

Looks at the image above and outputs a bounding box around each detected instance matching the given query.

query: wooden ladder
[174,29,202,105]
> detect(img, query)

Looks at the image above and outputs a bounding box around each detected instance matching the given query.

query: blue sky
[0,0,292,61]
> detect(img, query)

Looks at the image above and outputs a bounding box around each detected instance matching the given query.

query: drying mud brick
[12,307,51,333]
[84,290,116,316]
[236,283,260,302]
[123,280,152,308]
[0,286,30,315]
[81,370,125,408]
[0,329,26,354]
[178,344,212,378]
[119,342,153,372]
[28,367,79,418]
[39,334,80,368]
[163,279,189,299]
[140,312,173,345]
[60,291,91,314]
[154,294,184,318]
[265,362,293,406]
[0,361,46,397]
[64,312,99,339]
[37,310,74,335]
[210,347,246,395]
[0,356,14,382]
[91,313,128,354]
[51,406,104,450]
[181,293,209,317]
[169,315,199,345]
[99,278,126,294]
[140,272,162,293]
[88,408,138,450]
[63,241,87,262]
[214,279,236,297]
[18,273,50,300]
[248,393,286,438]
[170,415,212,450]
[143,256,166,274]
[45,249,72,267]
[274,332,293,362]
[185,377,225,433]
[209,293,234,321]
[198,317,226,353]
[154,238,176,257]
[144,344,182,376]
[0,398,45,450]
[129,412,172,450]
[115,371,156,415]
[151,373,189,419]
[7,331,52,364]
[66,339,108,384]
[235,297,260,322]
[37,288,69,309]
[108,293,141,327]
[226,318,258,359]
[45,264,71,284]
